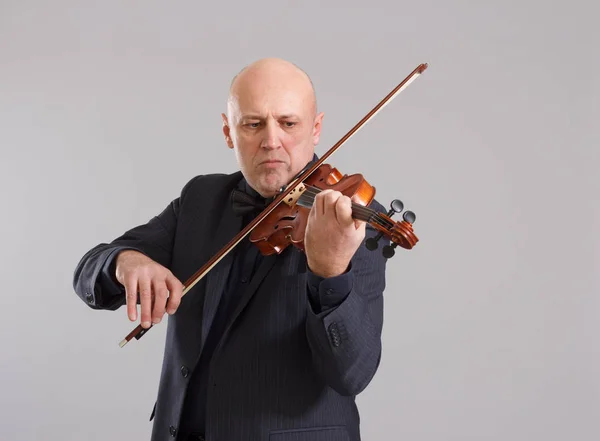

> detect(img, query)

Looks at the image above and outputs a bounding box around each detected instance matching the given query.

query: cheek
[287,133,313,155]
[283,130,308,148]
[235,135,256,153]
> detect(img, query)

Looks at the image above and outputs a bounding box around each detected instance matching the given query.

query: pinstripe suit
[73,170,389,441]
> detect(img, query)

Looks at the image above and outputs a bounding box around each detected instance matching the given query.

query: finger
[350,194,366,229]
[314,189,333,216]
[124,276,139,322]
[138,276,153,328]
[321,190,340,218]
[335,195,354,227]
[165,273,183,315]
[152,279,168,324]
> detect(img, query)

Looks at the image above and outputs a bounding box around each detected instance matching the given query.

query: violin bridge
[282,182,306,207]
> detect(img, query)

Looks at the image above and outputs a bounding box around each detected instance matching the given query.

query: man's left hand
[304,189,366,278]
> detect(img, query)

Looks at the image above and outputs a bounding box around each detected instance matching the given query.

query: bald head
[227,58,317,120]
[221,57,324,197]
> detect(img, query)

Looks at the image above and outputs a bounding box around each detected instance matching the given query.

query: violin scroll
[365,199,418,258]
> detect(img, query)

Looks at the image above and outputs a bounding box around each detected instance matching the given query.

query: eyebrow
[241,113,300,120]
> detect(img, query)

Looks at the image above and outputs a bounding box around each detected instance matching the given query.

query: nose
[261,120,282,150]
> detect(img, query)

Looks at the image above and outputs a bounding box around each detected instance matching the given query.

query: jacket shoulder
[179,170,243,202]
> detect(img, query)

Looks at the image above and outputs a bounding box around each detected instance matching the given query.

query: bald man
[73,58,390,441]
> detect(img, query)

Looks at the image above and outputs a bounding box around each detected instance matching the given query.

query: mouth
[259,160,285,166]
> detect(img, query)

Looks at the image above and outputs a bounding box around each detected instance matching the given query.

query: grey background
[1,1,597,440]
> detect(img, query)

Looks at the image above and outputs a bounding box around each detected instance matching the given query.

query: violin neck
[296,188,378,224]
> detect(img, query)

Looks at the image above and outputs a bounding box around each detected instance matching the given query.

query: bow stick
[119,62,428,347]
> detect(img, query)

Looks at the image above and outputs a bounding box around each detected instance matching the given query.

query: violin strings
[300,193,381,225]
[301,185,390,224]
[297,188,374,222]
[295,185,395,231]
[300,186,392,228]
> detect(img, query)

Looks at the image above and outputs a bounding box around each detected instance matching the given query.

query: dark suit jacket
[73,170,390,441]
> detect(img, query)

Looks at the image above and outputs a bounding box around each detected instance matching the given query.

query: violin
[119,62,428,347]
[249,162,418,257]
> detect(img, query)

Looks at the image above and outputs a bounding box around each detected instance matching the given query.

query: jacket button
[328,322,341,347]
[169,425,177,437]
[181,365,189,378]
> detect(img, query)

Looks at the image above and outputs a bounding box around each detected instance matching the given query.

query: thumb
[354,218,367,233]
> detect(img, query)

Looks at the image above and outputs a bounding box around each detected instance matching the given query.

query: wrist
[307,259,349,278]
[116,249,140,263]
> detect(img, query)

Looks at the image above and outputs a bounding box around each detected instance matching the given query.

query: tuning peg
[387,199,404,217]
[382,243,397,258]
[403,210,416,224]
[365,232,383,250]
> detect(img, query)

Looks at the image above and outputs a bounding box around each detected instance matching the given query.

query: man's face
[222,67,324,198]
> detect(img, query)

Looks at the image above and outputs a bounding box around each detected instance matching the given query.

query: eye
[283,121,296,127]
[245,122,260,128]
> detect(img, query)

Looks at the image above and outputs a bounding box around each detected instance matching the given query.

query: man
[73,57,390,441]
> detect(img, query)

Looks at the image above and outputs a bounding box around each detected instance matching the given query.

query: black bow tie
[231,188,270,216]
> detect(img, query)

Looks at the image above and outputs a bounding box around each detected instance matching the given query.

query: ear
[312,111,324,145]
[221,113,234,149]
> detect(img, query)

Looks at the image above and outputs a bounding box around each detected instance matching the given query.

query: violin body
[249,164,376,255]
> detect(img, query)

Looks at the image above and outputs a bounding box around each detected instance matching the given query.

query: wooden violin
[119,62,428,347]
[249,162,418,258]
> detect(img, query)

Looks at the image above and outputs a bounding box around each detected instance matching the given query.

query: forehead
[228,71,314,119]
[231,87,309,117]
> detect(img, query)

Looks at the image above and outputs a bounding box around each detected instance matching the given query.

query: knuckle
[172,289,183,300]
[126,288,137,298]
[143,266,155,277]
[155,287,168,300]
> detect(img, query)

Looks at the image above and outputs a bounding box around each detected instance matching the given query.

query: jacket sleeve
[304,202,390,397]
[72,177,198,311]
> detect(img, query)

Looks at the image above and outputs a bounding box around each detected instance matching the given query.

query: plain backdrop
[0,1,597,440]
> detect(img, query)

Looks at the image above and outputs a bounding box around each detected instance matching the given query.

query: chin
[258,174,287,196]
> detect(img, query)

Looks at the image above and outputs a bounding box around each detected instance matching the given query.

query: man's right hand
[115,250,184,328]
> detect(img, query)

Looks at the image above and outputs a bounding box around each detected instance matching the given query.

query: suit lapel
[224,252,278,335]
[198,170,300,350]
[200,187,243,349]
